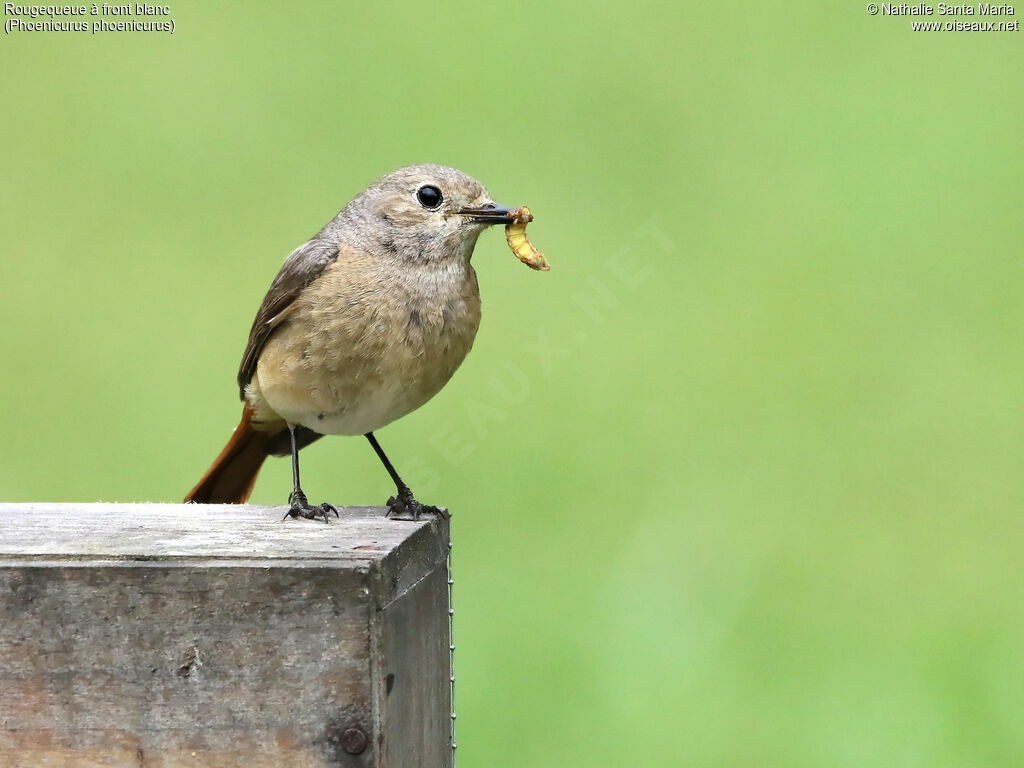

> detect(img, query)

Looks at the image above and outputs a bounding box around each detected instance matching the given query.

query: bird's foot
[283,489,339,523]
[385,489,449,521]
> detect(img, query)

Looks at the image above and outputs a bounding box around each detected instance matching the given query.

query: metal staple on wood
[447,524,457,767]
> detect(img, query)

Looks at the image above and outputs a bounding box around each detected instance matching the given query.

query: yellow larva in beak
[505,207,550,272]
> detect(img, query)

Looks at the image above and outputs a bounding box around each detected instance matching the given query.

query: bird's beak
[458,202,516,225]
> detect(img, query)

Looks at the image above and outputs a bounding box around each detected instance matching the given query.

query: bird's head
[334,164,516,265]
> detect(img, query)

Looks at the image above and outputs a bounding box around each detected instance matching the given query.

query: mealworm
[505,206,550,272]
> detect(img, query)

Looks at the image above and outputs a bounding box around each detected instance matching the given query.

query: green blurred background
[2,2,1023,765]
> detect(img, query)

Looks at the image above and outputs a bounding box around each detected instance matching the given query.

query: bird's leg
[364,432,449,520]
[284,424,339,523]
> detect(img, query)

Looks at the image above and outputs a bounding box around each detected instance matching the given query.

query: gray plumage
[186,164,516,505]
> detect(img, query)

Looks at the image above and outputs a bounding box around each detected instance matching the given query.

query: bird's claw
[385,492,449,521]
[284,490,339,523]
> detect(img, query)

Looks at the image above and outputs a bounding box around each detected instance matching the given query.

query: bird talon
[385,493,449,521]
[285,497,338,523]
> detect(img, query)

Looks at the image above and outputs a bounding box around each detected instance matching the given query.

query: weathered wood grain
[0,503,451,768]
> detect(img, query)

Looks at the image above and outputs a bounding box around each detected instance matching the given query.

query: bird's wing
[236,237,340,398]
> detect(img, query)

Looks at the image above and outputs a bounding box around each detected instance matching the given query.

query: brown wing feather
[236,237,340,398]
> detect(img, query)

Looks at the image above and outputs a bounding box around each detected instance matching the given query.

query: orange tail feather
[185,405,271,504]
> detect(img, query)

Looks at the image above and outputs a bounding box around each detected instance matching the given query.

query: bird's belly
[251,287,480,436]
[312,377,420,436]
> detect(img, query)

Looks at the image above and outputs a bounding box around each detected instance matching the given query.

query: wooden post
[0,503,452,768]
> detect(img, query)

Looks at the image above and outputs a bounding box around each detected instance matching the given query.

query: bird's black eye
[416,185,443,210]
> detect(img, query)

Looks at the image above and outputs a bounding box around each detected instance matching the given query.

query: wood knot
[177,645,202,678]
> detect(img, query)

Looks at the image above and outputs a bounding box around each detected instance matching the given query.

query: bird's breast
[250,254,481,435]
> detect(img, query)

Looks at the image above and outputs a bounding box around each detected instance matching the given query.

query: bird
[184,164,524,521]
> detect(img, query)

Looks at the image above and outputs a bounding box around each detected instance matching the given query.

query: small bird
[185,164,524,520]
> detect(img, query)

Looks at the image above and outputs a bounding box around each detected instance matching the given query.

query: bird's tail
[184,404,271,504]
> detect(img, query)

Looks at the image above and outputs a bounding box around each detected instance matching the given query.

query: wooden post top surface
[0,503,436,564]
